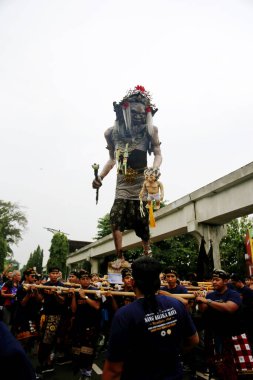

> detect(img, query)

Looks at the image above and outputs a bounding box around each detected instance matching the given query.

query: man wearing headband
[102,256,198,380]
[13,268,43,347]
[37,267,65,374]
[160,267,188,294]
[67,271,80,285]
[70,271,101,379]
[92,86,162,263]
[196,269,244,378]
[113,269,134,311]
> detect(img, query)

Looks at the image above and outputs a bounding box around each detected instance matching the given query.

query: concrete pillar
[90,257,99,274]
[187,221,227,269]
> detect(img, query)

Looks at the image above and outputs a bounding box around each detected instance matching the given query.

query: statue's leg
[154,201,160,210]
[142,240,152,256]
[112,229,124,259]
[146,200,152,209]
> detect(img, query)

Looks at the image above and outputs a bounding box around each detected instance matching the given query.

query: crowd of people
[1,261,253,379]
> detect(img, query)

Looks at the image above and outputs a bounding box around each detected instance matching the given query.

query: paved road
[28,344,251,380]
[31,352,213,380]
[30,348,105,380]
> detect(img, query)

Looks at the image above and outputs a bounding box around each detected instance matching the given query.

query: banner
[245,228,253,264]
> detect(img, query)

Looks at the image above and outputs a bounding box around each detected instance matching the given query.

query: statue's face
[130,102,146,126]
[148,174,156,182]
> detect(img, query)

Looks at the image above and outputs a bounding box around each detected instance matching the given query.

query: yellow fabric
[149,204,156,227]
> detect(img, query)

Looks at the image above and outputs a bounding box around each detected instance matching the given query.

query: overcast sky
[1,0,253,268]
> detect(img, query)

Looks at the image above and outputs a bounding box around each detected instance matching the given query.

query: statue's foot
[110,250,125,269]
[141,241,152,257]
[110,257,125,269]
[141,248,152,257]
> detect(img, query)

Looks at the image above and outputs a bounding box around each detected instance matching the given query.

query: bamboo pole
[22,283,202,299]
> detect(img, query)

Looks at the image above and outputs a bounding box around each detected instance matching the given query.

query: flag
[207,241,214,277]
[245,228,253,263]
[197,237,209,281]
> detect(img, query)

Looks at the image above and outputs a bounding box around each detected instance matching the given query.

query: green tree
[151,235,199,278]
[220,216,253,276]
[47,232,69,278]
[80,259,92,273]
[94,214,112,240]
[0,236,8,272]
[0,200,27,271]
[24,245,44,274]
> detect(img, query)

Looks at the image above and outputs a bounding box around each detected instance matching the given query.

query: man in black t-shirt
[37,267,65,374]
[196,269,244,379]
[103,257,198,380]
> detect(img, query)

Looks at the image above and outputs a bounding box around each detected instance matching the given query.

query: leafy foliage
[151,235,199,279]
[94,214,112,240]
[220,216,253,277]
[47,232,69,278]
[0,200,28,271]
[0,236,8,272]
[23,245,44,274]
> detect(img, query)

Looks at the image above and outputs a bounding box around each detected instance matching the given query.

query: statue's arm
[159,181,164,200]
[151,126,162,169]
[99,127,116,179]
[99,155,116,180]
[92,128,116,189]
[139,181,147,199]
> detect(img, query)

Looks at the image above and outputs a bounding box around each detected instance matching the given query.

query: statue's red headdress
[113,85,158,120]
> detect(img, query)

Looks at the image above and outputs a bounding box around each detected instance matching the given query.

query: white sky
[1,0,253,267]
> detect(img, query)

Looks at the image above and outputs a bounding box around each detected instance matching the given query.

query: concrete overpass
[67,161,253,272]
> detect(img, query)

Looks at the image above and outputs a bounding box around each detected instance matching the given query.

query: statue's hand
[92,176,103,189]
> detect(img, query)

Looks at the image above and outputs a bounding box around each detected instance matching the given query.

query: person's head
[132,256,161,296]
[164,267,178,288]
[35,274,41,284]
[23,268,37,283]
[91,273,100,282]
[245,276,251,286]
[230,273,244,289]
[121,268,133,288]
[48,267,60,282]
[212,269,229,291]
[6,271,13,280]
[12,270,22,283]
[80,271,92,288]
[68,271,80,283]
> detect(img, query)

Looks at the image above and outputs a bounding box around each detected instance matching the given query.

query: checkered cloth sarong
[232,333,253,372]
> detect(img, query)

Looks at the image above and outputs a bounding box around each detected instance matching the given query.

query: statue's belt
[118,167,145,183]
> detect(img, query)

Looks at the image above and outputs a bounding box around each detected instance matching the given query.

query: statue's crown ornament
[113,85,158,117]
